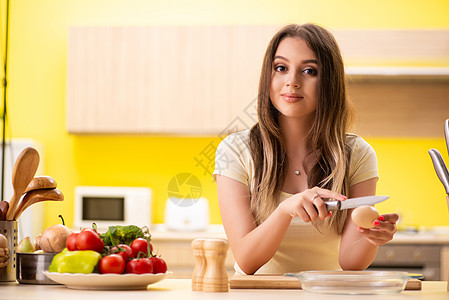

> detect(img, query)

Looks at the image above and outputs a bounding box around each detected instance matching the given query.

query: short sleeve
[348,135,379,186]
[212,130,252,187]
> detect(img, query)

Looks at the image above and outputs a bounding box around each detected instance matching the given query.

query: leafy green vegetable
[100,225,151,247]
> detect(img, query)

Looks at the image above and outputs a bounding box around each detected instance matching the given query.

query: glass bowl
[286,271,410,295]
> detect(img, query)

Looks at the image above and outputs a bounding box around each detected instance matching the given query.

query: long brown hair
[249,23,353,234]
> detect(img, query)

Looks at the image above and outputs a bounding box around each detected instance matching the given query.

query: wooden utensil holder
[0,221,17,282]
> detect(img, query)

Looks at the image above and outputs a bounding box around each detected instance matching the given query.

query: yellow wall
[1,0,448,229]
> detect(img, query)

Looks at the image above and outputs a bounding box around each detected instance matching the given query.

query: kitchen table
[0,279,448,300]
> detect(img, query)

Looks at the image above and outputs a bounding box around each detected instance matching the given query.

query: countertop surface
[0,279,448,299]
[383,231,449,245]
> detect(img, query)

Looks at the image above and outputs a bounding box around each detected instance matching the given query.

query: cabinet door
[67,26,279,135]
[67,26,449,135]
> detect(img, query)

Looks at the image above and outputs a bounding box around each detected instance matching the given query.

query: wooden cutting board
[229,275,422,290]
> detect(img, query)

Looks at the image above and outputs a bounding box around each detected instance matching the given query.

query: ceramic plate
[43,271,169,290]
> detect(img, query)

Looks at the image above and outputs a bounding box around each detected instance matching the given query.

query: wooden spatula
[24,176,57,194]
[6,147,40,220]
[0,201,9,220]
[13,188,64,220]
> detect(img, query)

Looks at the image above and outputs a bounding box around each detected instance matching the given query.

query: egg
[351,205,379,229]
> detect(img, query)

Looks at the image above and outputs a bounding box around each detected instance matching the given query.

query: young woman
[213,23,398,275]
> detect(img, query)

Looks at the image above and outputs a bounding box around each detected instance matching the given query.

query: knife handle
[324,201,340,212]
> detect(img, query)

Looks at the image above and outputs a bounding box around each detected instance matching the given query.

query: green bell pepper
[49,249,101,274]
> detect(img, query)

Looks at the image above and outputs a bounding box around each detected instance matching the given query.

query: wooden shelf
[346,67,449,81]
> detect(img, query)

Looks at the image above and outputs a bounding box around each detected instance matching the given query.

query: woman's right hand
[278,187,347,223]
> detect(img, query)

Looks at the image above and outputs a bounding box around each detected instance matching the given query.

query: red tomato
[66,233,79,251]
[130,238,152,258]
[111,244,133,262]
[99,254,125,274]
[126,258,153,274]
[149,257,167,274]
[76,228,104,253]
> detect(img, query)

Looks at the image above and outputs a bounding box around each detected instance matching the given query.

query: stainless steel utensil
[428,148,449,195]
[445,119,449,156]
[0,221,17,282]
[325,195,389,211]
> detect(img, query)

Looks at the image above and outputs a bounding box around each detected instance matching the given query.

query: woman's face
[270,37,319,120]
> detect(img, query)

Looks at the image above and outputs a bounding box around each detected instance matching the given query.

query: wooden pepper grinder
[191,238,206,291]
[202,238,229,292]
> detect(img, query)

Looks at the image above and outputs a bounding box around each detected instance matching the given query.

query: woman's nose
[286,70,301,88]
[286,81,301,89]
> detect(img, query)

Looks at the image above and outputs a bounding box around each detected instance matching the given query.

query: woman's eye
[304,68,318,76]
[274,65,287,72]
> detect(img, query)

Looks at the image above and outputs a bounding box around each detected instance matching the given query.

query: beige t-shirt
[213,129,378,274]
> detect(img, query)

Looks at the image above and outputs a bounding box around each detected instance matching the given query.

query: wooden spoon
[24,176,57,194]
[0,201,9,220]
[5,147,40,220]
[13,188,64,220]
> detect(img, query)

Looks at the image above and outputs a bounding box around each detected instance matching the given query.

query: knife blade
[325,195,389,211]
[428,148,449,195]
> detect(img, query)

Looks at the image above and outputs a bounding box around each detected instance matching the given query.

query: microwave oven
[73,186,152,232]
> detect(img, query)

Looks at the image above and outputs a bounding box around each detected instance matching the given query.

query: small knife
[325,195,389,212]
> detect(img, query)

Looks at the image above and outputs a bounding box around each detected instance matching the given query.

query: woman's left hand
[357,213,399,246]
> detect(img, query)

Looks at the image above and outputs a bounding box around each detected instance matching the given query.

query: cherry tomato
[126,258,153,274]
[66,233,79,251]
[130,238,152,258]
[111,244,133,262]
[149,257,167,274]
[99,254,125,274]
[76,228,104,253]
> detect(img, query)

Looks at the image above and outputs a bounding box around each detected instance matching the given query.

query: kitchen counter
[391,231,449,244]
[149,226,449,280]
[149,225,449,244]
[0,279,448,299]
[150,224,228,241]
